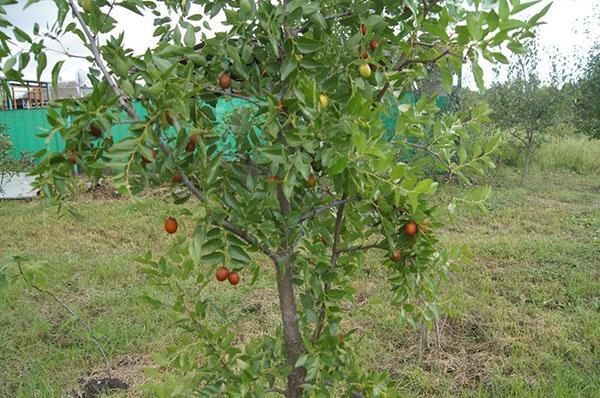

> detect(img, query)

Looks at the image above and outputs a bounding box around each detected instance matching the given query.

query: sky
[4,0,600,89]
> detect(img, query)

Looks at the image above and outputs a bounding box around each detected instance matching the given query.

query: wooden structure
[1,80,50,110]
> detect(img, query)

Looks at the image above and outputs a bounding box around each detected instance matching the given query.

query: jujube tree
[0,0,548,396]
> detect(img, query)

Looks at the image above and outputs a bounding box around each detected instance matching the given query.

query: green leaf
[36,52,47,81]
[467,14,482,41]
[281,57,296,81]
[51,61,64,90]
[184,26,195,48]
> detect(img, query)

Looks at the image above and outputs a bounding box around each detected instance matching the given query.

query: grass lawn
[1,168,598,397]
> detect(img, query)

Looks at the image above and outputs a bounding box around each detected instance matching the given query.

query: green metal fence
[0,95,446,160]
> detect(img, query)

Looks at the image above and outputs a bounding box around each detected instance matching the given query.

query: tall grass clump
[534,135,600,174]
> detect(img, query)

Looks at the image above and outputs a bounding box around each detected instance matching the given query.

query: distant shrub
[534,136,600,174]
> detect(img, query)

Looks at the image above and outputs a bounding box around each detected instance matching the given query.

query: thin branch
[296,196,360,224]
[335,241,385,254]
[312,194,346,342]
[16,262,112,379]
[293,11,354,35]
[402,139,452,173]
[204,87,263,107]
[267,387,287,396]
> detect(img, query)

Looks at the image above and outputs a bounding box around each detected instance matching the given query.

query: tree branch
[312,194,346,342]
[204,88,263,107]
[335,241,385,254]
[402,139,452,173]
[296,196,360,224]
[293,11,354,35]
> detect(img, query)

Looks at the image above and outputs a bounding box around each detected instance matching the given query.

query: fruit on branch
[390,250,402,262]
[219,72,232,89]
[295,53,303,61]
[186,135,197,152]
[405,221,418,236]
[228,271,240,285]
[360,48,369,59]
[266,175,282,183]
[369,39,379,51]
[164,111,174,126]
[216,266,229,282]
[307,174,318,188]
[172,173,183,184]
[319,94,329,109]
[361,23,367,35]
[164,217,178,234]
[141,149,157,164]
[369,63,377,72]
[359,63,372,78]
[68,151,76,165]
[90,124,102,138]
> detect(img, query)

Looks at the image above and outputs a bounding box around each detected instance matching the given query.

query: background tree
[574,44,600,139]
[0,0,548,396]
[486,38,569,182]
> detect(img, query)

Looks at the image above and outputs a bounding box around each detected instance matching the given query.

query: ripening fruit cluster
[216,266,240,285]
[388,220,430,263]
[358,23,380,79]
[164,217,241,285]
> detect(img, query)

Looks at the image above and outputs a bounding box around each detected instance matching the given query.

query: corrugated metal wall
[0,109,59,159]
[1,96,447,160]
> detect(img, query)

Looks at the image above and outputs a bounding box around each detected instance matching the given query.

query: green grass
[534,135,600,174]
[1,168,598,397]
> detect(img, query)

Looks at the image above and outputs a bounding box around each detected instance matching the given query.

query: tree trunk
[521,149,531,184]
[274,254,306,397]
[274,184,306,397]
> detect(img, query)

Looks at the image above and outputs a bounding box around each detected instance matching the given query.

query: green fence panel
[1,95,446,160]
[0,108,62,159]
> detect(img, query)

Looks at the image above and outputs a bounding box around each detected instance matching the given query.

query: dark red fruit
[390,250,402,262]
[360,48,369,59]
[164,217,178,234]
[216,266,229,282]
[68,151,76,165]
[219,72,232,89]
[361,23,367,35]
[164,111,174,126]
[405,221,418,237]
[141,149,157,164]
[228,271,240,285]
[172,173,183,184]
[369,39,379,51]
[186,135,197,152]
[90,124,102,138]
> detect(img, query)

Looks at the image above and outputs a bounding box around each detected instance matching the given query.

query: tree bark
[275,184,306,397]
[274,253,306,397]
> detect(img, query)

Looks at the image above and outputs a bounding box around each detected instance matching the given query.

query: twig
[296,196,360,224]
[335,241,384,254]
[204,88,263,107]
[16,262,112,379]
[293,11,354,35]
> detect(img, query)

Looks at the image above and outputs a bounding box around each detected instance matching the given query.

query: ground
[0,168,598,397]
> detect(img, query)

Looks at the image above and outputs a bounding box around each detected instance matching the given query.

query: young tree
[574,44,600,139]
[1,0,548,396]
[486,39,568,182]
